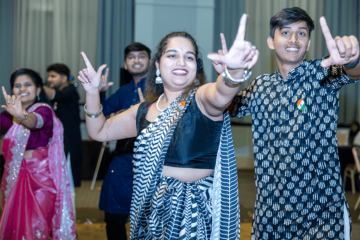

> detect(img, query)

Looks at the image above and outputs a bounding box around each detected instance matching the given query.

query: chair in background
[352,147,360,211]
[343,161,358,194]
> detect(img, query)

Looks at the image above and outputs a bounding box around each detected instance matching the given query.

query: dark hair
[47,63,71,80]
[124,42,151,60]
[270,7,315,38]
[10,69,51,106]
[145,31,206,101]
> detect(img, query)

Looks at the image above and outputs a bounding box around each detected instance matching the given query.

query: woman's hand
[78,52,107,93]
[212,33,228,74]
[208,14,259,77]
[1,86,24,120]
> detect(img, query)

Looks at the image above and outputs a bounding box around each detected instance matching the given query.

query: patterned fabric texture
[130,89,240,240]
[232,58,359,240]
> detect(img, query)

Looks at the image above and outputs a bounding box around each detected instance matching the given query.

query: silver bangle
[84,103,103,118]
[222,66,252,86]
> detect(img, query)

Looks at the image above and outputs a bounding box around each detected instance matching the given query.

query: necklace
[156,93,166,112]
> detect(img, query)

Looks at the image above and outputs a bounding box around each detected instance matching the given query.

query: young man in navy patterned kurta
[231,7,360,240]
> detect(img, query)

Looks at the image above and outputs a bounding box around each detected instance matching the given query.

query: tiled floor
[74,170,360,240]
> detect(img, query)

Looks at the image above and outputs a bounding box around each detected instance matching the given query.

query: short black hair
[270,7,315,38]
[124,42,151,60]
[47,63,71,79]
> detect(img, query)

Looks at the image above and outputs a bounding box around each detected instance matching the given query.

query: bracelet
[345,56,360,67]
[222,66,252,86]
[84,103,103,118]
[16,110,29,121]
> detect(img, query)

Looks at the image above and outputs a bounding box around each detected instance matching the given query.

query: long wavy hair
[145,31,206,102]
[10,69,51,107]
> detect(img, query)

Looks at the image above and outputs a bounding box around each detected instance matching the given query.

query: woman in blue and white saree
[77,14,258,240]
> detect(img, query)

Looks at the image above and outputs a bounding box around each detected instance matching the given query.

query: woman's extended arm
[78,53,138,142]
[197,14,259,119]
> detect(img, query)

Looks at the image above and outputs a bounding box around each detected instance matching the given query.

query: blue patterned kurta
[232,58,359,239]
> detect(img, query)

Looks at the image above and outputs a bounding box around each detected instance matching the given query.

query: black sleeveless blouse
[136,98,223,169]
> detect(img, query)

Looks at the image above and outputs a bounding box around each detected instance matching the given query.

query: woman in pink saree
[0,69,76,240]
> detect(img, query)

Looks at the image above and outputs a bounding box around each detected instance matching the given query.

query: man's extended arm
[43,86,56,100]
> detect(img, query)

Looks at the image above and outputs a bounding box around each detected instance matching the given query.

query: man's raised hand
[320,17,359,68]
[78,52,107,93]
[138,88,145,103]
[99,68,114,92]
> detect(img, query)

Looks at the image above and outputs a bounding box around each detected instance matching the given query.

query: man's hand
[99,68,114,92]
[138,88,145,103]
[320,17,359,68]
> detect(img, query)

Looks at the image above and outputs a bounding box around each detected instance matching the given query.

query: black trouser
[104,212,128,240]
[64,142,83,187]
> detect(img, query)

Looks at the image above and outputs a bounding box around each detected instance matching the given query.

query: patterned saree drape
[130,90,240,240]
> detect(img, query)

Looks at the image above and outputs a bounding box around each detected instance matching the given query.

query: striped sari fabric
[130,89,240,240]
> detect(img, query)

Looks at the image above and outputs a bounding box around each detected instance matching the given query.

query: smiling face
[268,21,311,68]
[124,50,151,77]
[155,37,197,92]
[47,71,67,90]
[12,75,41,107]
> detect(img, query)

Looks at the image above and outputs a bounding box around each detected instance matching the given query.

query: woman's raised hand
[78,52,107,93]
[1,86,23,119]
[212,33,229,74]
[208,14,259,71]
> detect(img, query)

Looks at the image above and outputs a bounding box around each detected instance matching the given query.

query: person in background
[43,63,83,187]
[0,69,76,239]
[97,42,150,240]
[228,7,360,239]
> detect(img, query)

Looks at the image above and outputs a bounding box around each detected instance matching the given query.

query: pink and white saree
[0,103,76,240]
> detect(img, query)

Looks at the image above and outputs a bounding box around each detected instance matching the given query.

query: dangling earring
[37,94,40,101]
[194,79,200,86]
[155,69,163,84]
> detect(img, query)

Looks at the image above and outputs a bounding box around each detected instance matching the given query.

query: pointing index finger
[235,14,248,42]
[320,17,334,43]
[220,33,228,54]
[105,68,109,79]
[2,86,8,101]
[80,52,94,71]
